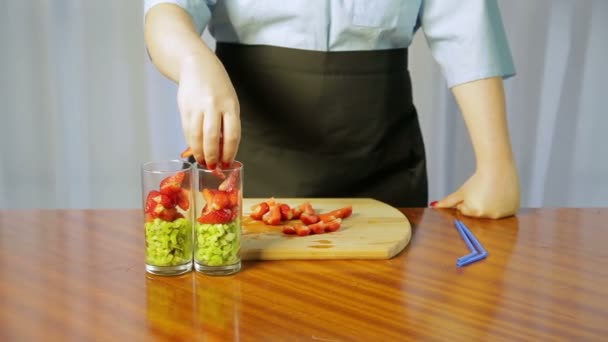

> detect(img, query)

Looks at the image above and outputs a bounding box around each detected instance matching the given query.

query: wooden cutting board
[240,198,411,260]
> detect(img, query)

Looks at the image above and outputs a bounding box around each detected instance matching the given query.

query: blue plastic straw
[454,220,488,267]
[457,220,488,255]
[454,219,478,261]
[458,253,487,267]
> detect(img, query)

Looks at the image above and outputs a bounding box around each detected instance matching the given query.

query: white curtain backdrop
[1,0,606,209]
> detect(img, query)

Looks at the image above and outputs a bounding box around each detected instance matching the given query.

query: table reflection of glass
[193,274,242,339]
[145,273,197,337]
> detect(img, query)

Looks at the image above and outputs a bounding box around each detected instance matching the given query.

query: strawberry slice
[201,188,236,211]
[308,221,326,234]
[300,213,319,225]
[282,225,296,235]
[227,189,239,208]
[291,206,303,219]
[197,208,233,224]
[280,203,293,221]
[319,206,352,222]
[145,190,175,214]
[250,202,269,220]
[304,218,342,235]
[202,188,214,205]
[262,204,282,225]
[175,189,190,211]
[230,206,240,221]
[323,218,342,232]
[180,147,193,159]
[299,202,316,216]
[158,207,179,222]
[294,223,311,236]
[201,160,226,180]
[219,169,239,191]
[210,167,226,180]
[145,191,159,214]
[210,190,230,210]
[160,172,185,195]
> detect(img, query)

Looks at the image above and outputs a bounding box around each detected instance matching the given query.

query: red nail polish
[221,162,231,169]
[197,159,206,166]
[429,201,438,207]
[207,163,217,170]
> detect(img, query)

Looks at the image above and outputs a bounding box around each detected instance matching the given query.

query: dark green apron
[215,43,428,207]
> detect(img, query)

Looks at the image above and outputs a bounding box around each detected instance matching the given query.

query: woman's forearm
[451,77,515,169]
[144,3,213,82]
[144,4,241,168]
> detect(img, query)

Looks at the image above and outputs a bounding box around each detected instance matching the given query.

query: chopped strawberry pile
[180,146,242,224]
[144,171,190,222]
[248,199,353,236]
[197,169,241,224]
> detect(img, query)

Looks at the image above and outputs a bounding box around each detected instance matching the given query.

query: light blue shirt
[144,0,515,88]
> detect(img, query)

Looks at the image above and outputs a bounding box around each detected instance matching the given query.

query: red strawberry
[160,172,185,195]
[210,190,230,210]
[219,169,239,191]
[158,207,179,222]
[145,191,159,214]
[210,167,226,180]
[199,162,226,179]
[197,208,233,224]
[180,147,193,159]
[175,189,190,211]
[227,189,239,208]
[323,218,342,232]
[250,202,269,220]
[262,204,282,225]
[308,221,326,234]
[282,225,296,235]
[145,190,175,215]
[319,206,352,222]
[294,223,311,236]
[299,202,316,216]
[280,203,293,220]
[202,188,214,205]
[300,213,319,225]
[305,218,342,235]
[230,206,240,221]
[291,206,303,219]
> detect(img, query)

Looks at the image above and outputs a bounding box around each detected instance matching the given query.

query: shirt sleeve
[144,0,213,35]
[419,0,516,88]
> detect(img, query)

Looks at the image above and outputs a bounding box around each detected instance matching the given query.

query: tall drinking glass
[141,160,194,276]
[194,162,243,276]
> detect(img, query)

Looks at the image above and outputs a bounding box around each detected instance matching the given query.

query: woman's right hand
[177,53,241,169]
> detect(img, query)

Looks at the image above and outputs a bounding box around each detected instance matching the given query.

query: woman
[143,0,520,219]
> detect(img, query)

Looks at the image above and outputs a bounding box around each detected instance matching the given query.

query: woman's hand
[177,54,241,168]
[433,160,520,219]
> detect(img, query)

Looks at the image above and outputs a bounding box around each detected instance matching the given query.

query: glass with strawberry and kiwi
[141,160,194,276]
[194,161,243,276]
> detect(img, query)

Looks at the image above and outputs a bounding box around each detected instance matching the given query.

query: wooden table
[1,208,606,341]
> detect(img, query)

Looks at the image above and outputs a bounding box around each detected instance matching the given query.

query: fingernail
[429,201,438,207]
[197,159,206,166]
[207,163,217,170]
[221,162,231,169]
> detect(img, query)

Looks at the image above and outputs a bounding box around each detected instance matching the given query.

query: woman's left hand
[432,159,521,219]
